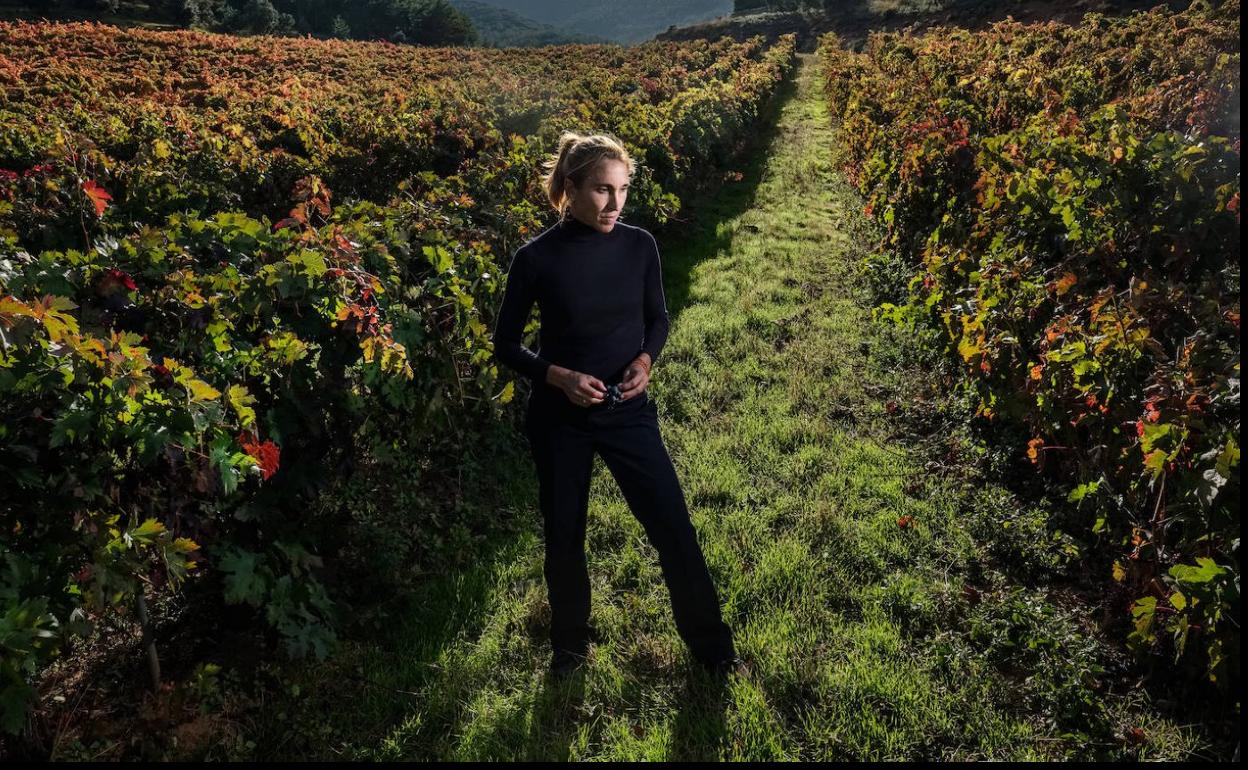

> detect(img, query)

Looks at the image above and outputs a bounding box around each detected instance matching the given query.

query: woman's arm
[639,231,670,367]
[491,246,554,384]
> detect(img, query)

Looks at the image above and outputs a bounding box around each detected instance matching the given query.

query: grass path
[239,52,1201,761]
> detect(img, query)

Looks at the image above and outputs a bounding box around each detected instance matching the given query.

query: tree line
[9,0,478,45]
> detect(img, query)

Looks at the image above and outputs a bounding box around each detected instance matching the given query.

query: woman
[491,131,743,679]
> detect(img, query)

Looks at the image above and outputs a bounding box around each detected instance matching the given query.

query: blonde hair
[541,131,637,220]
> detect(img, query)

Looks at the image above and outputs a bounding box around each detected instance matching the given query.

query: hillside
[658,0,1195,51]
[447,0,612,46]
[473,0,734,44]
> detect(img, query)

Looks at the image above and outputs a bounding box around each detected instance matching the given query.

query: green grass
[204,52,1213,761]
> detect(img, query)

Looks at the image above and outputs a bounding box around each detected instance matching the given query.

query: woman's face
[566,158,630,233]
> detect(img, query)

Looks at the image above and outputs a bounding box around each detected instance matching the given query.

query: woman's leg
[525,412,597,657]
[593,401,736,664]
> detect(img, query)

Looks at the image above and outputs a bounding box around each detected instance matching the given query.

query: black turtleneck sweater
[491,215,671,395]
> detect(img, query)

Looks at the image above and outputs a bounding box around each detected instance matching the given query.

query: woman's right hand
[550,366,607,407]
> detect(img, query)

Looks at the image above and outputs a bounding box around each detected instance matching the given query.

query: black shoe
[548,625,604,678]
[550,647,589,679]
[697,654,746,677]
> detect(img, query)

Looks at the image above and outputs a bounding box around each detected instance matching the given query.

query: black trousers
[523,387,735,664]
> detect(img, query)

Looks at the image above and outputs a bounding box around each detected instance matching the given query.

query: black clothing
[491,215,671,401]
[495,215,735,667]
[524,393,736,665]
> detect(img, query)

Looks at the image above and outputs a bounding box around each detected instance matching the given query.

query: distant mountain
[447,0,612,46]
[469,0,734,44]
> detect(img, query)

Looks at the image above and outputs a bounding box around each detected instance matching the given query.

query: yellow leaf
[0,296,35,327]
[227,384,257,426]
[185,379,221,402]
[173,536,200,556]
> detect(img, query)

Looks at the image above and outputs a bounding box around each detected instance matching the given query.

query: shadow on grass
[515,659,732,761]
[669,668,732,760]
[523,672,588,761]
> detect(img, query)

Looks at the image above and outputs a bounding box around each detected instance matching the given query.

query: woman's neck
[558,213,617,239]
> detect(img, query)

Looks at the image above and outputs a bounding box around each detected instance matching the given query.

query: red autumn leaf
[897,515,914,528]
[333,232,358,260]
[239,433,281,480]
[82,179,112,217]
[96,267,137,296]
[109,267,136,291]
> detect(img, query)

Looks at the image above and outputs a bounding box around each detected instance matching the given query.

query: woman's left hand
[618,354,651,401]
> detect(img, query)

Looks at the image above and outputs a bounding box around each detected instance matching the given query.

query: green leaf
[50,408,94,448]
[1143,449,1167,477]
[1068,481,1100,503]
[1169,557,1226,586]
[1129,596,1157,646]
[292,249,327,278]
[210,441,244,495]
[219,549,268,607]
[423,245,454,273]
[129,518,167,546]
[1140,421,1171,452]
